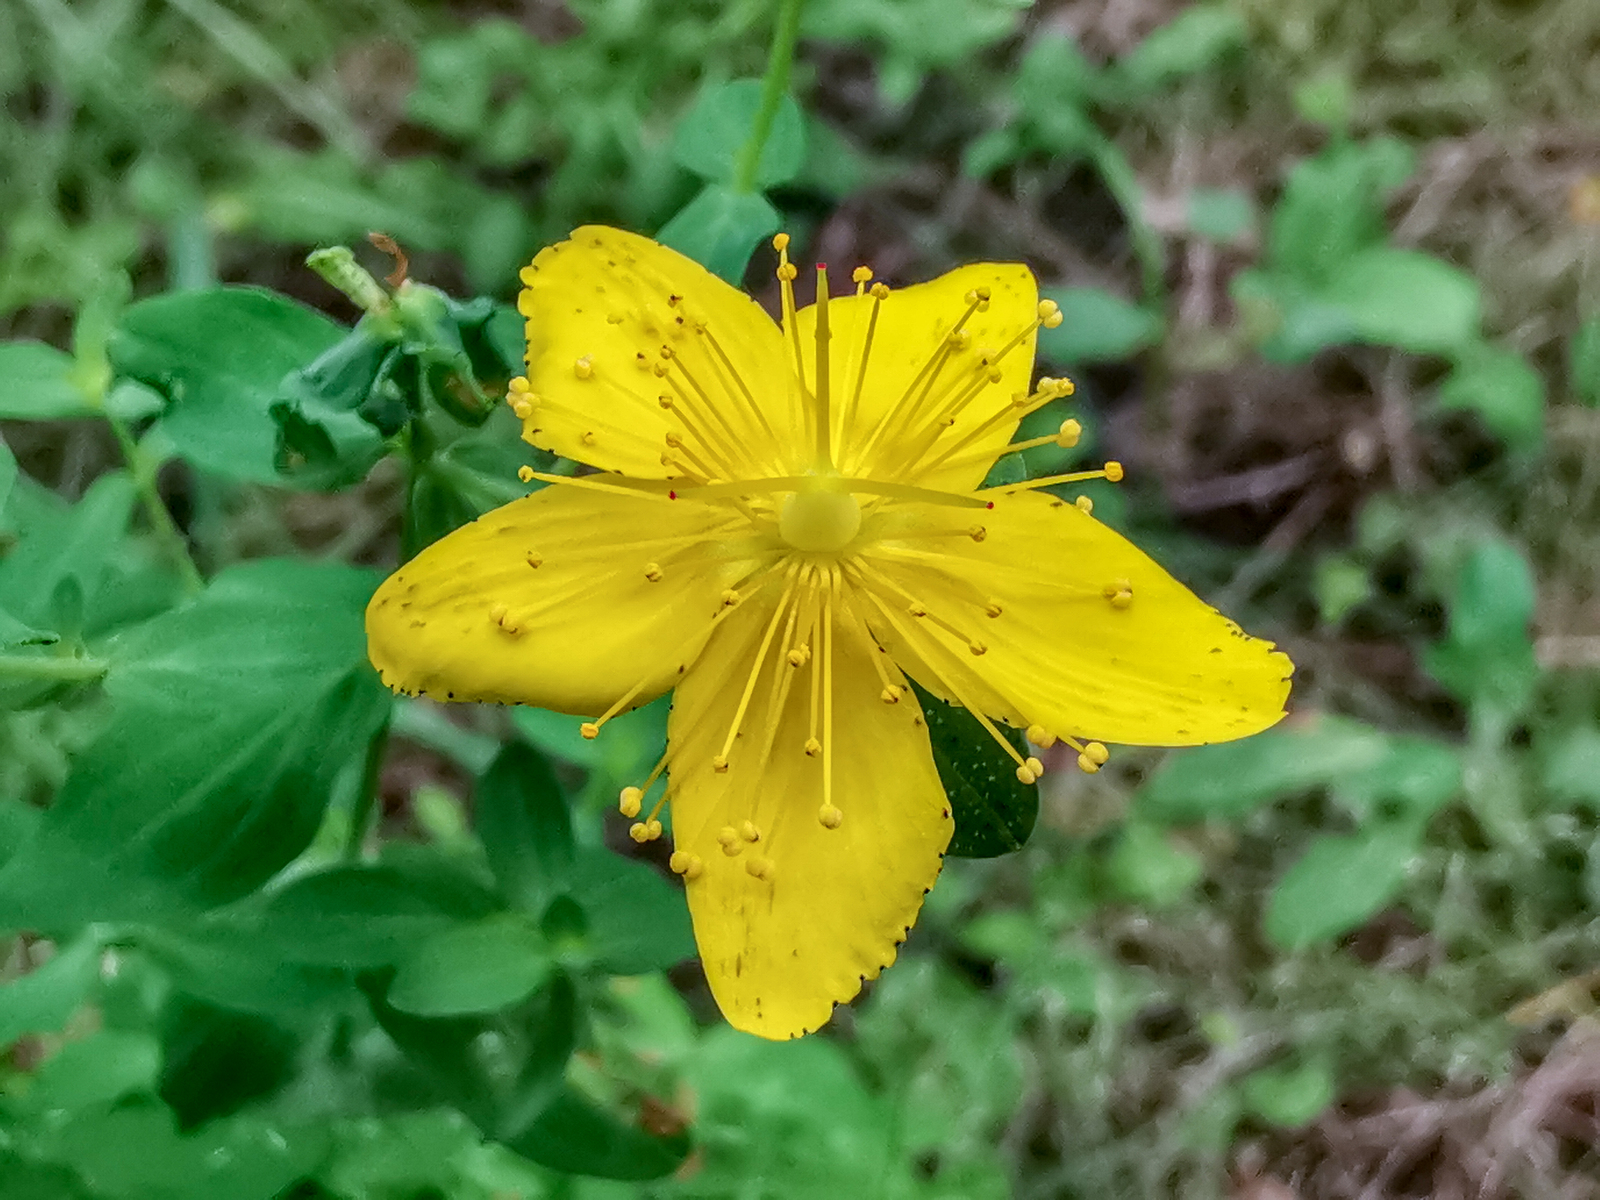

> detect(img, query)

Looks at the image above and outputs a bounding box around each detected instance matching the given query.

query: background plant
[4,0,1600,1197]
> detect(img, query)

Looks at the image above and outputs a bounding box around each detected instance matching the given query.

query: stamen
[745,855,775,881]
[774,234,806,388]
[628,818,663,842]
[1103,578,1133,609]
[813,263,833,468]
[717,825,744,856]
[668,850,704,880]
[821,566,839,823]
[912,376,1076,478]
[852,265,873,295]
[1075,495,1094,514]
[714,563,802,769]
[842,281,888,445]
[981,461,1123,495]
[854,291,987,463]
[677,475,989,510]
[696,322,780,446]
[517,465,535,483]
[856,586,1036,782]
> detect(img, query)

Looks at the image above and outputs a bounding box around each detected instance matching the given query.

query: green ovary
[779,488,862,552]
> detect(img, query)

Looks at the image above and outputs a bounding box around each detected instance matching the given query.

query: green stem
[731,0,806,194]
[0,654,109,682]
[344,715,392,862]
[106,414,205,594]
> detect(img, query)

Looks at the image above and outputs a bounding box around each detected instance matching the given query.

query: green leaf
[673,79,806,189]
[1187,188,1255,242]
[25,1029,162,1111]
[1320,247,1481,355]
[566,847,695,973]
[1265,825,1418,949]
[245,861,493,968]
[0,934,100,1044]
[505,1087,690,1181]
[1571,313,1600,407]
[1438,343,1545,453]
[657,184,781,285]
[1541,726,1600,810]
[134,926,356,1018]
[0,341,96,419]
[1268,139,1413,285]
[0,470,135,631]
[1423,537,1540,715]
[0,437,15,517]
[1104,821,1203,908]
[0,561,390,927]
[910,681,1037,858]
[1037,287,1162,364]
[388,914,551,1016]
[109,287,344,484]
[158,994,298,1128]
[1139,714,1391,823]
[1240,1057,1336,1127]
[1111,5,1245,96]
[475,742,573,912]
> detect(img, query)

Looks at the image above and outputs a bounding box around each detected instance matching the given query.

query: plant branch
[732,0,806,194]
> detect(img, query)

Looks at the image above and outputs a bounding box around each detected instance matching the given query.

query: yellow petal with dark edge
[665,579,951,1039]
[857,490,1293,745]
[791,263,1039,491]
[366,485,758,716]
[517,226,802,479]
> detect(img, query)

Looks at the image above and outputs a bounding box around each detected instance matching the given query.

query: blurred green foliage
[5,0,1600,1196]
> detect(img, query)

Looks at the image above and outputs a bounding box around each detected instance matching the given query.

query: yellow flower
[366,226,1292,1039]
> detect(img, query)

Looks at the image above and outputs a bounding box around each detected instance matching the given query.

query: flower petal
[856,490,1293,745]
[791,263,1039,490]
[366,484,760,715]
[517,226,800,480]
[665,577,951,1039]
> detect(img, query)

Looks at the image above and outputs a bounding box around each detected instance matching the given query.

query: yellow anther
[819,805,844,829]
[684,855,704,880]
[1059,376,1076,396]
[717,826,739,847]
[652,362,669,378]
[511,400,534,420]
[645,819,663,840]
[720,589,740,607]
[1104,578,1133,609]
[777,262,798,281]
[712,754,729,774]
[634,352,651,371]
[738,820,760,843]
[1038,299,1063,328]
[745,856,774,881]
[968,525,987,542]
[489,602,508,623]
[658,345,675,360]
[1011,390,1033,408]
[1025,756,1045,777]
[629,821,657,843]
[657,393,674,409]
[580,722,600,740]
[508,376,531,394]
[804,736,821,757]
[664,432,683,448]
[985,600,1003,618]
[1026,724,1057,749]
[1085,741,1110,765]
[880,684,903,704]
[526,552,543,569]
[1104,460,1125,482]
[852,266,873,284]
[969,641,987,656]
[947,329,972,350]
[644,563,663,582]
[517,465,535,482]
[1075,495,1094,514]
[975,286,992,301]
[908,603,927,618]
[669,850,691,874]
[1016,763,1039,784]
[1076,752,1102,775]
[574,355,593,379]
[1110,590,1132,610]
[869,282,890,300]
[1057,419,1082,448]
[772,232,790,251]
[619,787,643,818]
[580,430,596,445]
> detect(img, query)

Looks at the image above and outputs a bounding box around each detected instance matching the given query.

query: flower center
[778,487,861,552]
